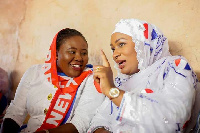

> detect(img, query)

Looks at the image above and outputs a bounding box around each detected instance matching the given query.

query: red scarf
[37,32,92,131]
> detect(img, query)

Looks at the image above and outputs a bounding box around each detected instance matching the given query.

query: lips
[70,64,82,71]
[116,60,126,69]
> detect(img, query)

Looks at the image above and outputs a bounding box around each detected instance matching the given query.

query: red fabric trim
[143,23,148,39]
[94,81,101,93]
[145,88,153,93]
[175,59,181,66]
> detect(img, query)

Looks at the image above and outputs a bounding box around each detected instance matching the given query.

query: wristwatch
[109,87,120,99]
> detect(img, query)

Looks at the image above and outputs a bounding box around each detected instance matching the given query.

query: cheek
[126,48,138,65]
[58,54,71,64]
[83,56,89,63]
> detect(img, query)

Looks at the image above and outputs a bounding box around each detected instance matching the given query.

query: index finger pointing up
[101,49,110,67]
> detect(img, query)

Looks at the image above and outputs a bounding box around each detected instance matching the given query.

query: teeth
[118,61,123,65]
[72,64,80,68]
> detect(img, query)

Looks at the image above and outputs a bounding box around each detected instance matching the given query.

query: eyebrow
[67,47,88,51]
[115,38,127,43]
[110,38,127,46]
[68,47,77,50]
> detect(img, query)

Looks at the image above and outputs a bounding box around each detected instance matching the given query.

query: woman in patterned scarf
[88,19,198,133]
[1,28,104,133]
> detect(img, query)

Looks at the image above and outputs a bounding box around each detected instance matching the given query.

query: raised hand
[93,50,115,97]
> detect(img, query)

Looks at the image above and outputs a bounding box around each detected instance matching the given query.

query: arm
[69,75,105,133]
[115,59,196,132]
[36,123,78,133]
[87,97,112,133]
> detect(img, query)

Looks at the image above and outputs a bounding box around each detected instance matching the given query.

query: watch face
[109,88,120,98]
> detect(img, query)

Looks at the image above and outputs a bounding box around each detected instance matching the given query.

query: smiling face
[110,32,139,75]
[57,36,88,77]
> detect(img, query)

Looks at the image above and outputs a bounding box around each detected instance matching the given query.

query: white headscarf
[112,18,171,71]
[112,19,174,87]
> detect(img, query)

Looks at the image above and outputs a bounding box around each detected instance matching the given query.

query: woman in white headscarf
[88,19,198,133]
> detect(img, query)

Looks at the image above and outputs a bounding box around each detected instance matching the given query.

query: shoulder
[164,56,198,88]
[84,74,95,87]
[25,64,43,73]
[22,64,44,82]
[166,56,193,76]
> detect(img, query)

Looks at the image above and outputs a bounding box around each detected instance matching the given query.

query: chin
[72,72,82,77]
[121,69,134,75]
[121,70,129,75]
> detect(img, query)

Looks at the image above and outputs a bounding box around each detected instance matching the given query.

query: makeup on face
[111,32,139,75]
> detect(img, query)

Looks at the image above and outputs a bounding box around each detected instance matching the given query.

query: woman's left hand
[93,50,116,97]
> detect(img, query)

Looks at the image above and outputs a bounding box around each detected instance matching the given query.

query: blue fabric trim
[168,62,186,78]
[57,72,68,77]
[110,101,113,115]
[184,63,191,70]
[151,29,157,40]
[18,124,27,133]
[144,43,150,46]
[86,64,93,68]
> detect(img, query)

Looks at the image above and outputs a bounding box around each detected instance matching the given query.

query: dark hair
[56,28,87,51]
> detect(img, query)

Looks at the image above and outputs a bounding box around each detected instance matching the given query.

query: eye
[68,51,75,54]
[119,43,126,47]
[81,52,88,56]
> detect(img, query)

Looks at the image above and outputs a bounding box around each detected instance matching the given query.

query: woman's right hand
[93,50,115,97]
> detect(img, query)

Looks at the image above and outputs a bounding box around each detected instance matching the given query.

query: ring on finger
[96,67,101,72]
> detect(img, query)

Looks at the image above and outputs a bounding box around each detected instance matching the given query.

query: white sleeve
[4,65,35,126]
[70,75,105,133]
[87,98,112,133]
[115,59,196,132]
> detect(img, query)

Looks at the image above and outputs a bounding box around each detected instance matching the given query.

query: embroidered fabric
[113,19,171,86]
[88,19,199,133]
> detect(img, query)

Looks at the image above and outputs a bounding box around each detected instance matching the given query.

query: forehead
[61,36,88,49]
[111,32,132,42]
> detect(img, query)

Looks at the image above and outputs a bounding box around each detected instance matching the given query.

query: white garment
[88,56,196,133]
[88,19,198,133]
[4,64,105,133]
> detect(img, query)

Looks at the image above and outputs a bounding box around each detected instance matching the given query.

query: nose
[113,49,120,60]
[74,52,83,61]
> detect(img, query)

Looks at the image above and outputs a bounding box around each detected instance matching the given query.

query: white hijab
[113,18,170,72]
[112,19,197,88]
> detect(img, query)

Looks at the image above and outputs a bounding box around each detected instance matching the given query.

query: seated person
[1,28,104,133]
[88,19,198,133]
